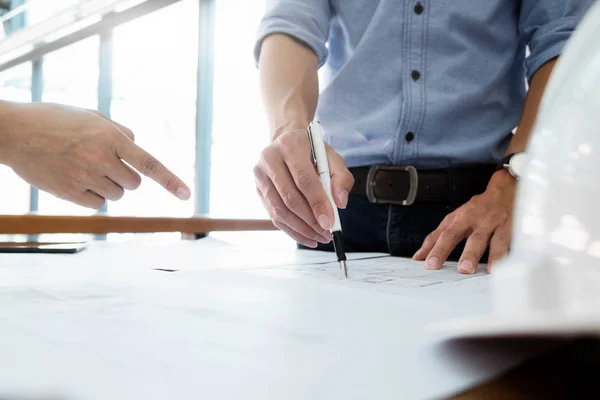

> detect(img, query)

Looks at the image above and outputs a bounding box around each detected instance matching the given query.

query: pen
[307,121,348,278]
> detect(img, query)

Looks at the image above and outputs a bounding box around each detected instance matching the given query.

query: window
[27,0,82,26]
[0,62,32,215]
[209,0,293,248]
[109,0,197,218]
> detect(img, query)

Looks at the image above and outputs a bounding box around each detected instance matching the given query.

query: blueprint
[0,241,553,400]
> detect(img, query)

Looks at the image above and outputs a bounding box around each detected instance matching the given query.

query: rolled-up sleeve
[519,1,595,81]
[254,0,332,68]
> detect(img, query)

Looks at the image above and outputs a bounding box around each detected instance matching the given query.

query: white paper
[0,237,388,273]
[0,244,553,400]
[247,256,491,307]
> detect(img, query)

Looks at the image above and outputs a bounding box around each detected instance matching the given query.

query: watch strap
[496,154,513,171]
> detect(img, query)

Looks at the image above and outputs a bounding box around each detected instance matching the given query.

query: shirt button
[405,132,415,143]
[414,3,424,15]
[411,70,421,81]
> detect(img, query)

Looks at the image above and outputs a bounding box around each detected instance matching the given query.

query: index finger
[116,140,191,200]
[285,154,334,231]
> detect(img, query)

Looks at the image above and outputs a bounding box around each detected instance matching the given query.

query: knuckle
[259,146,277,165]
[423,235,437,247]
[281,189,301,211]
[295,170,316,192]
[469,194,481,204]
[164,177,180,193]
[308,197,328,214]
[481,214,496,227]
[442,213,457,226]
[440,229,463,243]
[456,206,474,219]
[493,233,511,247]
[470,230,489,243]
[493,208,510,223]
[270,203,290,221]
[140,155,160,176]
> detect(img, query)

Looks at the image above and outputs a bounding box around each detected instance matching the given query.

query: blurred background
[0,0,294,247]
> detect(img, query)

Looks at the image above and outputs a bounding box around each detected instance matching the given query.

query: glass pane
[42,35,99,109]
[210,0,293,248]
[38,36,99,216]
[0,62,31,215]
[110,0,197,218]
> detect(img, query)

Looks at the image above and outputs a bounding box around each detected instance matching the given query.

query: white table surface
[0,238,553,400]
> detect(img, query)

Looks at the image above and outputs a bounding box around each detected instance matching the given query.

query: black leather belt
[349,165,496,206]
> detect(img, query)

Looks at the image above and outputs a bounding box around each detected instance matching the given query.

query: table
[455,338,600,399]
[1,215,598,399]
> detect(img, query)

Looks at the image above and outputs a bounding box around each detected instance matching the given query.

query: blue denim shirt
[255,0,594,169]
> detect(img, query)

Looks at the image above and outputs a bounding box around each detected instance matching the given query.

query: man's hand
[412,170,516,273]
[254,129,354,248]
[1,102,191,209]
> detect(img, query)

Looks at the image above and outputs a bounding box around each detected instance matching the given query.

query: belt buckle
[365,165,419,206]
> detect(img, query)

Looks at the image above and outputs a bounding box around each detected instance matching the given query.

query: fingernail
[458,260,475,274]
[425,257,440,270]
[318,214,332,230]
[306,241,318,248]
[176,187,191,200]
[339,190,349,209]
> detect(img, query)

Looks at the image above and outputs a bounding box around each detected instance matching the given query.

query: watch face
[509,152,528,177]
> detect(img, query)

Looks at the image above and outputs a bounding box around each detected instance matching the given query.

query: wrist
[271,119,310,141]
[487,168,516,191]
[0,100,23,167]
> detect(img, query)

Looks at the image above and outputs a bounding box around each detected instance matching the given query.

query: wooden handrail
[0,215,276,234]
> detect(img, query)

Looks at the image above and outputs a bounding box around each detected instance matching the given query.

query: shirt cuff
[254,18,329,68]
[525,16,580,81]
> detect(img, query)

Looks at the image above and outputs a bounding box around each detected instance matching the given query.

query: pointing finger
[116,140,191,200]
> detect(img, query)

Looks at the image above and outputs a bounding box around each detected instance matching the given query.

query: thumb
[327,146,354,209]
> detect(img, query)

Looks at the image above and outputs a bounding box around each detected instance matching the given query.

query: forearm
[489,58,558,188]
[259,34,320,141]
[506,57,558,154]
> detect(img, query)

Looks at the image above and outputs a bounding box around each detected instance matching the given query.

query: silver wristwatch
[497,152,527,179]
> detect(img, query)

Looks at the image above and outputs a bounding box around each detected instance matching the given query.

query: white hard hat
[431,1,600,338]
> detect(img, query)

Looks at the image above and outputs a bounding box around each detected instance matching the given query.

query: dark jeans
[299,194,474,261]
